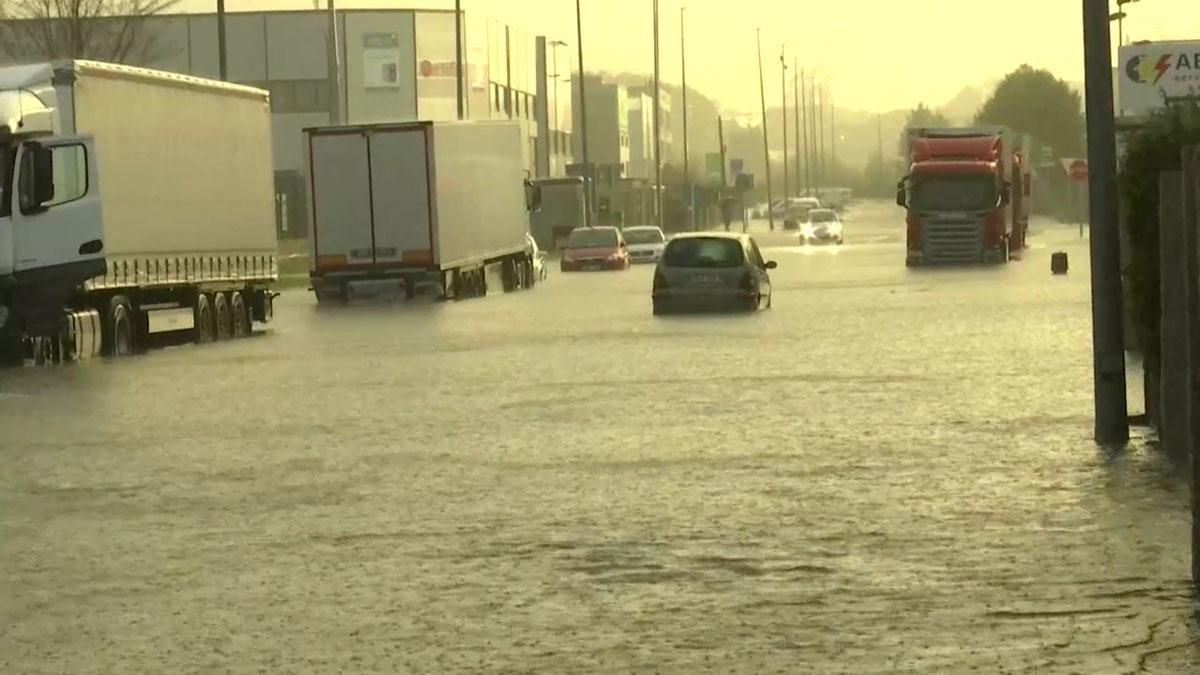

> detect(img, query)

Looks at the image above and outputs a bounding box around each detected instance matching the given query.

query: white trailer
[0,60,278,365]
[305,120,539,302]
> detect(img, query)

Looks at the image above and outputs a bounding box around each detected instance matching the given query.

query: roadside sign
[1118,42,1200,117]
[730,158,744,176]
[705,153,722,180]
[1063,158,1089,182]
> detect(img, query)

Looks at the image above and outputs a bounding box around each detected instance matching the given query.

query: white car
[526,233,549,281]
[799,208,844,245]
[623,226,667,264]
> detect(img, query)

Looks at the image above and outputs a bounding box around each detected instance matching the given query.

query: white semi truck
[0,60,278,365]
[305,120,540,303]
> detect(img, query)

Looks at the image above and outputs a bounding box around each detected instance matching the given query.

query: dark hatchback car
[651,232,776,315]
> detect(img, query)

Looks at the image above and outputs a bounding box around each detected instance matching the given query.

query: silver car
[651,232,776,315]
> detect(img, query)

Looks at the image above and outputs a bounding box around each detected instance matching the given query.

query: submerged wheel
[194,293,215,344]
[230,292,251,338]
[103,296,135,357]
[213,293,232,340]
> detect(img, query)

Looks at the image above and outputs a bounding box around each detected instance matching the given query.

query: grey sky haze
[176,0,1200,114]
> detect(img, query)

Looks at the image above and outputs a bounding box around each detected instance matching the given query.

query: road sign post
[1062,158,1090,236]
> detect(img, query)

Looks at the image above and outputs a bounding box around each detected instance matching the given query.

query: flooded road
[2,200,1198,672]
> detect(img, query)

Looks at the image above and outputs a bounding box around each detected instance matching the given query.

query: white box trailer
[305,120,538,302]
[0,60,278,365]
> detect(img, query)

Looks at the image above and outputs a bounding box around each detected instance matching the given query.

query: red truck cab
[897,128,1031,266]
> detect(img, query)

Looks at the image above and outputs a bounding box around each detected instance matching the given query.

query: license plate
[690,274,719,284]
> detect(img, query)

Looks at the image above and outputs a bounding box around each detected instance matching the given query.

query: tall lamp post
[575,0,593,224]
[216,0,228,81]
[548,40,568,174]
[756,29,774,231]
[652,0,664,230]
[780,45,789,202]
[681,7,692,230]
[1082,0,1129,446]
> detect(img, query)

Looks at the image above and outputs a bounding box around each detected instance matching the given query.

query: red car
[560,227,631,272]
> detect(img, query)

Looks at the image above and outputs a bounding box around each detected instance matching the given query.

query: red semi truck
[897,127,1032,266]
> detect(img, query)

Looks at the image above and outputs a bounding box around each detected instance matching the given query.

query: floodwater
[2,200,1198,673]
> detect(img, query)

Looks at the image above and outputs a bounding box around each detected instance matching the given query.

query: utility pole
[809,76,818,192]
[455,0,464,120]
[1082,0,1129,445]
[575,0,592,224]
[801,68,810,197]
[652,0,663,230]
[681,7,691,231]
[817,84,826,191]
[829,86,836,185]
[325,0,341,124]
[756,29,774,231]
[718,115,729,231]
[793,57,801,199]
[216,0,228,81]
[876,113,883,192]
[781,45,789,203]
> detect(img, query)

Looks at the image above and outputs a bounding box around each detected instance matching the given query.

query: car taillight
[654,269,668,290]
[740,270,754,291]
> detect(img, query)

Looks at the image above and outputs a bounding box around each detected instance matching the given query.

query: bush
[1119,103,1200,366]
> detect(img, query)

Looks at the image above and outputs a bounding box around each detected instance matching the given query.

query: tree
[0,0,179,64]
[905,102,950,129]
[975,65,1084,158]
[896,103,951,157]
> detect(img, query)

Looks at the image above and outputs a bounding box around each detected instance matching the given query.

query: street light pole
[325,0,341,125]
[653,0,663,230]
[781,45,789,203]
[454,0,464,120]
[1082,0,1129,445]
[575,0,592,224]
[756,28,774,231]
[793,56,800,200]
[216,0,228,81]
[830,85,836,185]
[801,68,810,197]
[681,7,691,231]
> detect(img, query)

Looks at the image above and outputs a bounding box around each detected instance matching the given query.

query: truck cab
[1,84,105,348]
[898,128,1028,266]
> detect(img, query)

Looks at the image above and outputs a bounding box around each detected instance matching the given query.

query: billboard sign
[363,33,402,89]
[1118,41,1200,117]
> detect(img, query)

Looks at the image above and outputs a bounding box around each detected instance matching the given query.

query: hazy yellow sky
[178,0,1200,113]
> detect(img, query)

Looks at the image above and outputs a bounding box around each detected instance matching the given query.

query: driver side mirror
[999,181,1012,207]
[895,183,907,208]
[19,143,55,212]
[764,260,778,270]
[524,179,543,212]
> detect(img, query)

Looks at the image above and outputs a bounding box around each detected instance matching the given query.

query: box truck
[529,176,588,251]
[897,127,1032,266]
[0,60,278,365]
[305,120,540,303]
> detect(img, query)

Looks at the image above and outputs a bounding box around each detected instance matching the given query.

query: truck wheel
[213,293,232,340]
[230,292,251,338]
[194,294,215,344]
[103,296,135,357]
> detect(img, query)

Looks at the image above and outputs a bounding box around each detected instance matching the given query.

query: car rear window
[662,238,745,268]
[567,228,618,248]
[624,229,665,245]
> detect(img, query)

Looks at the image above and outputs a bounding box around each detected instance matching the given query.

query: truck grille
[922,216,984,262]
